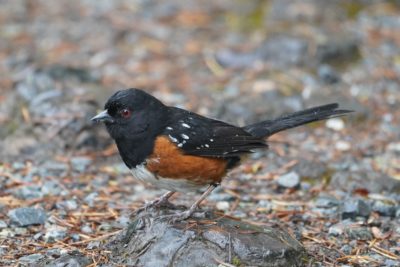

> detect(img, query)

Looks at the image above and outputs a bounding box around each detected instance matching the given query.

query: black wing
[163,107,267,158]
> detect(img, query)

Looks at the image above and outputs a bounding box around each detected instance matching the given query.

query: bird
[91,88,352,221]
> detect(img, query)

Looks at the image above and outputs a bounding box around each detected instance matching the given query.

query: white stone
[326,118,345,131]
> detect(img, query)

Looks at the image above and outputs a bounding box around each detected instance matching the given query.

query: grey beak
[91,110,114,123]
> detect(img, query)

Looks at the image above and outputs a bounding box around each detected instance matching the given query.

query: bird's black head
[91,88,168,141]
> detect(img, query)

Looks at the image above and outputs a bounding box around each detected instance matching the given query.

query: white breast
[130,164,206,193]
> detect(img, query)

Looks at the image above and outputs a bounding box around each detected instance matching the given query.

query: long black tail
[243,103,353,138]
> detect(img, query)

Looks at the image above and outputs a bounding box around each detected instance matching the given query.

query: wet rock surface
[105,207,306,267]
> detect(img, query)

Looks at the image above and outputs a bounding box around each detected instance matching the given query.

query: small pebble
[346,227,372,240]
[396,207,400,218]
[87,241,100,250]
[71,233,81,242]
[97,223,113,231]
[44,226,67,243]
[277,171,300,189]
[0,220,7,229]
[56,199,78,211]
[18,253,44,264]
[0,229,15,238]
[341,199,371,219]
[372,200,396,217]
[33,232,43,240]
[12,162,26,170]
[340,244,352,254]
[314,196,340,208]
[46,248,62,257]
[328,220,353,236]
[326,118,345,131]
[8,207,47,226]
[115,215,130,228]
[81,224,93,234]
[14,227,28,235]
[84,192,98,207]
[384,259,400,267]
[41,181,65,196]
[71,157,92,172]
[208,193,235,202]
[216,201,230,211]
[335,140,351,151]
[318,64,340,84]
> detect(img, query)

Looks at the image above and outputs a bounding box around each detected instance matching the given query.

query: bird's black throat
[115,135,156,169]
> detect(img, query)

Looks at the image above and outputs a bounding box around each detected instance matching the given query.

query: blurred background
[0,0,399,265]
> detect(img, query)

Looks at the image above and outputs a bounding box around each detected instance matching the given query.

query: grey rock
[71,233,81,242]
[80,224,93,234]
[41,252,91,267]
[19,253,44,264]
[41,181,65,196]
[84,192,98,207]
[86,241,100,250]
[314,196,340,208]
[341,199,371,219]
[346,227,372,241]
[329,220,353,236]
[207,192,235,202]
[56,200,78,211]
[12,162,26,170]
[0,228,15,238]
[33,232,43,240]
[311,207,338,217]
[15,227,28,235]
[277,171,300,189]
[318,64,340,84]
[105,206,306,267]
[42,161,69,176]
[97,223,113,231]
[44,227,67,243]
[384,259,400,267]
[114,215,130,228]
[294,159,327,180]
[13,185,44,200]
[372,200,397,217]
[70,157,92,172]
[340,244,352,254]
[8,207,47,226]
[45,248,62,257]
[0,220,7,228]
[315,36,359,64]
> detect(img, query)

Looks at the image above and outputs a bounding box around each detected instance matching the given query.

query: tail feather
[243,103,353,138]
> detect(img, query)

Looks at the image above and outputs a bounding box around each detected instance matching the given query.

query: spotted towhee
[92,88,352,220]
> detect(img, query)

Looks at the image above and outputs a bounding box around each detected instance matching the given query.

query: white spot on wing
[182,123,191,128]
[205,144,209,148]
[166,127,173,130]
[181,134,189,140]
[210,139,214,142]
[168,135,178,143]
[177,143,183,147]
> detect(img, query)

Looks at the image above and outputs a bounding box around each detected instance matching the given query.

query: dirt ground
[0,1,399,266]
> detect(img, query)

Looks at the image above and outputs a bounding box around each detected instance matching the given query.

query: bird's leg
[135,191,175,214]
[170,184,217,222]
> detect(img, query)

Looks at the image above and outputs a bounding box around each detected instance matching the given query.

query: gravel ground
[1,1,399,266]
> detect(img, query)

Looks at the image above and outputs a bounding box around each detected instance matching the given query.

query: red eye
[120,108,131,118]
